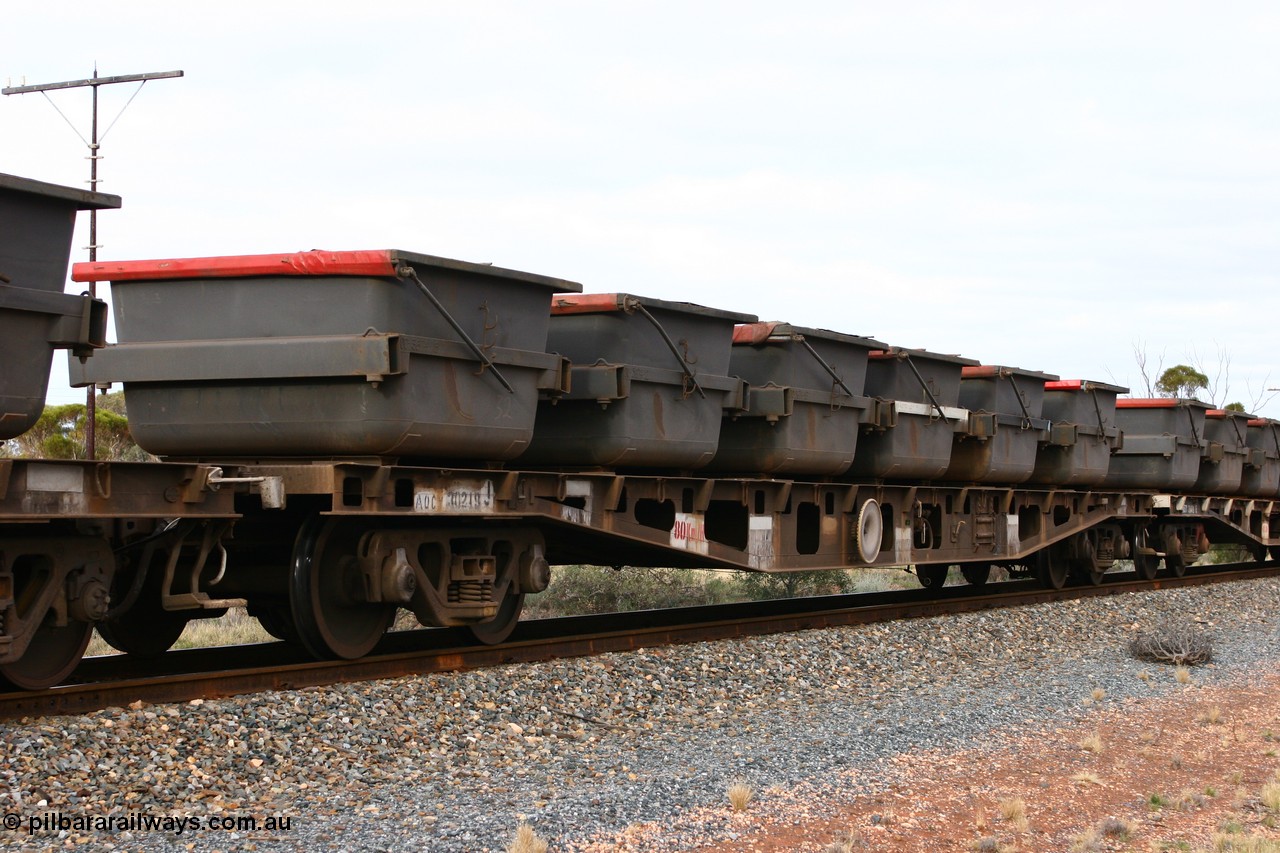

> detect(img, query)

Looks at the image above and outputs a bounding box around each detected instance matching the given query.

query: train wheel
[96,563,190,658]
[1036,547,1068,590]
[251,603,300,644]
[290,517,394,660]
[1132,527,1159,580]
[1069,535,1106,586]
[1133,551,1159,580]
[916,565,948,590]
[0,618,92,691]
[467,592,525,645]
[1163,531,1187,577]
[1072,561,1106,586]
[960,564,991,586]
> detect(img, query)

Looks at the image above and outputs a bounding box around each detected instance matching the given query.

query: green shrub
[732,568,857,599]
[524,565,740,617]
[2,393,149,461]
[525,565,864,618]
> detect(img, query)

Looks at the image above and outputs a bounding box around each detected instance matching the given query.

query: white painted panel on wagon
[413,480,496,513]
[671,512,709,555]
[748,515,775,570]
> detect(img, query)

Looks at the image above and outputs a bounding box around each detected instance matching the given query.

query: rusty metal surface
[864,348,977,407]
[0,460,236,519]
[213,461,1280,574]
[958,364,1057,417]
[846,404,966,480]
[1241,419,1280,498]
[1195,410,1251,495]
[1105,399,1212,490]
[3,561,1274,721]
[945,416,1045,483]
[520,295,755,468]
[710,324,885,476]
[1027,428,1115,486]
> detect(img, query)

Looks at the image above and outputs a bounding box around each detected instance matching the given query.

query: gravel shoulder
[2,576,1278,852]
[689,663,1280,852]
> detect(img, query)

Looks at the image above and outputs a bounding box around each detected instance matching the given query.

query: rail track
[2,561,1275,721]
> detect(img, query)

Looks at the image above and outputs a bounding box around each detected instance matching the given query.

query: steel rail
[2,562,1275,720]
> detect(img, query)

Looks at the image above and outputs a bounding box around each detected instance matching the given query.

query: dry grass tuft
[821,829,867,852]
[1199,706,1224,725]
[1175,666,1193,684]
[86,606,275,657]
[1175,789,1208,811]
[1096,816,1133,840]
[1069,828,1103,852]
[1210,832,1280,852]
[507,822,549,853]
[998,796,1025,820]
[1080,731,1104,754]
[1091,687,1106,702]
[997,797,1029,832]
[1261,782,1280,813]
[727,781,754,812]
[1072,771,1104,786]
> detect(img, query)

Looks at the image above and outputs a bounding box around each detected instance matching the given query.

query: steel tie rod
[1002,370,1033,429]
[797,336,854,398]
[1089,385,1108,434]
[400,265,514,393]
[624,296,706,399]
[901,352,946,420]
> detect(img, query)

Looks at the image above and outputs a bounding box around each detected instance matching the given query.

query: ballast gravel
[3,576,1279,852]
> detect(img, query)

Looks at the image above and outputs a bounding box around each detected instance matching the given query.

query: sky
[4,2,1278,413]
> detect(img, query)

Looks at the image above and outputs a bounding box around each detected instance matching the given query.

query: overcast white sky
[5,2,1278,413]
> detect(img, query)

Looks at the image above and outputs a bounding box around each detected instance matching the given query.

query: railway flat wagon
[5,167,1280,693]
